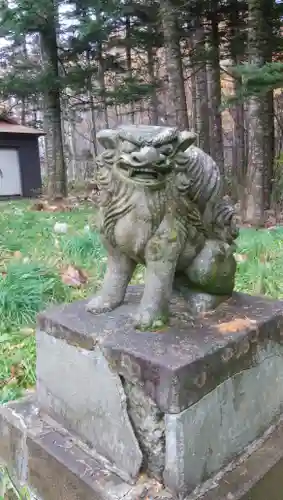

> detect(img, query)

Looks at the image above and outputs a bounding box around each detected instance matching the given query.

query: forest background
[0,0,282,226]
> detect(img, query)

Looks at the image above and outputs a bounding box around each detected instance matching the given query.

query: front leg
[134,259,177,329]
[87,244,136,314]
[134,220,183,329]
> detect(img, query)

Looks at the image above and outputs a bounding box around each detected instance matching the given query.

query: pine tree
[229,0,283,98]
[0,0,68,198]
[225,0,247,195]
[159,0,189,129]
[206,0,224,172]
[244,0,272,225]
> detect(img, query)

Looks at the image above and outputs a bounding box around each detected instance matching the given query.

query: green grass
[0,200,282,404]
[0,200,105,403]
[235,226,283,297]
[0,465,31,498]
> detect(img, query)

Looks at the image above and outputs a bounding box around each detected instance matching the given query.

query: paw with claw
[133,307,169,331]
[86,295,123,314]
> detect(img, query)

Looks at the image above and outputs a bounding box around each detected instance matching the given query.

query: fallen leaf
[30,199,72,213]
[234,253,248,263]
[0,365,19,389]
[30,201,45,211]
[61,265,88,288]
[13,250,22,259]
[216,318,257,335]
[48,204,60,212]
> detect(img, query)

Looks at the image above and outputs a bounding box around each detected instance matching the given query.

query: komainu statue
[87,125,239,329]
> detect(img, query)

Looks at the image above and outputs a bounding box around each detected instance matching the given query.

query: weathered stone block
[3,396,283,500]
[0,395,170,500]
[36,286,283,496]
[36,329,142,482]
[38,286,283,414]
[164,343,283,494]
[187,414,283,500]
[0,397,32,482]
[121,378,165,480]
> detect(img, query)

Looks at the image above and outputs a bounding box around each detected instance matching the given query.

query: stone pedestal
[2,286,283,499]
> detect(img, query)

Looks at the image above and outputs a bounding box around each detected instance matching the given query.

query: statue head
[96,126,197,188]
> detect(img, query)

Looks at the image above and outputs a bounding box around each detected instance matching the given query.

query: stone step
[188,416,283,500]
[2,394,283,500]
[0,393,172,500]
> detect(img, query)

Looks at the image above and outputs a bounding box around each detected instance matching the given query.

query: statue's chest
[100,190,165,258]
[115,209,155,258]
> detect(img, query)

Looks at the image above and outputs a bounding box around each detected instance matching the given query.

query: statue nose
[131,146,160,164]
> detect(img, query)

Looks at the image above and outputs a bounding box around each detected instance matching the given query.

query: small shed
[0,115,44,198]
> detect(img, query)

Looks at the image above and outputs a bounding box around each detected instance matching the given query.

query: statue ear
[97,129,119,150]
[174,131,197,153]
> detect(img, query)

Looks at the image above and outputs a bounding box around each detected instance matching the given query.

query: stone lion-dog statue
[87,125,239,329]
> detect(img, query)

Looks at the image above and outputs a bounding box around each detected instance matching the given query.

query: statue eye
[158,144,174,156]
[120,141,136,153]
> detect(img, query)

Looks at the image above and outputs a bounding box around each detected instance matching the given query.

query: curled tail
[207,199,239,243]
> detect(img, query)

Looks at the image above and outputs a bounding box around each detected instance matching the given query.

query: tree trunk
[244,0,267,225]
[263,92,274,209]
[262,0,275,209]
[147,40,159,125]
[206,4,224,173]
[230,83,246,191]
[42,106,53,182]
[21,99,26,125]
[40,1,67,199]
[86,49,97,159]
[187,35,197,130]
[20,37,28,125]
[159,0,189,130]
[190,67,197,131]
[192,21,210,153]
[228,0,247,199]
[89,92,98,158]
[96,20,109,129]
[32,97,38,128]
[125,16,135,124]
[67,110,77,182]
[245,97,265,224]
[97,48,109,128]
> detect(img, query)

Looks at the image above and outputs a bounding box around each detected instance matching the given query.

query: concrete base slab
[0,394,172,500]
[2,395,283,500]
[36,329,142,482]
[188,415,283,500]
[38,286,283,414]
[164,342,283,495]
[36,286,283,495]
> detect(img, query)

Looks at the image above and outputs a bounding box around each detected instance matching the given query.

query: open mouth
[117,161,166,185]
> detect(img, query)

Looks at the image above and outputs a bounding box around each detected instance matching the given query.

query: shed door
[0,149,22,196]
